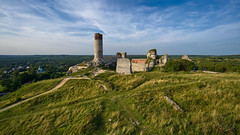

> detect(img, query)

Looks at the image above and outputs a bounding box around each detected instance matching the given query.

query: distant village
[67,33,192,75]
[4,65,46,74]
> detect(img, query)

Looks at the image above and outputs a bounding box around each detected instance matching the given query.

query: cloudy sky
[0,0,240,55]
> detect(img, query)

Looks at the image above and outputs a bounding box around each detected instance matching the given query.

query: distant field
[0,70,239,134]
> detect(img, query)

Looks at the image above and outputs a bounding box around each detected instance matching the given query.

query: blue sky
[0,0,240,55]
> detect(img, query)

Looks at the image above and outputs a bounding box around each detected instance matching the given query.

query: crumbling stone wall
[131,59,147,72]
[116,52,127,58]
[116,58,131,74]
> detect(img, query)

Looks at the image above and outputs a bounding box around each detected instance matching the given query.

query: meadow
[0,78,62,109]
[0,69,239,134]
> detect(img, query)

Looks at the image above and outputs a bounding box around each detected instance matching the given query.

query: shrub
[162,61,181,72]
[180,59,195,71]
[163,59,195,72]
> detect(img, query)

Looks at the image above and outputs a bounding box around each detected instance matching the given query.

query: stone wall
[121,52,127,58]
[131,59,147,72]
[116,52,127,58]
[116,58,131,74]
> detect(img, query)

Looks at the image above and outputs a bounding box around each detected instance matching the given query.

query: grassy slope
[0,78,62,109]
[0,71,239,134]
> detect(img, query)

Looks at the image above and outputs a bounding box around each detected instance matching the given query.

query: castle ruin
[93,33,104,66]
[67,33,169,75]
[116,58,132,74]
[116,49,159,74]
[116,52,127,58]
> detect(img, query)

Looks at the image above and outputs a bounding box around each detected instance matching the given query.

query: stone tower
[93,33,104,66]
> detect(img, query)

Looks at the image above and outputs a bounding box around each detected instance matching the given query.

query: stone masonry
[131,59,147,72]
[116,58,131,74]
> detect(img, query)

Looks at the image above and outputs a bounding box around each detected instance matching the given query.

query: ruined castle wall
[131,59,147,72]
[132,63,146,72]
[146,61,155,71]
[121,52,127,58]
[116,58,131,74]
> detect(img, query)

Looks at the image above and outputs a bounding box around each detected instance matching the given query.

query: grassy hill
[0,78,62,109]
[0,70,239,134]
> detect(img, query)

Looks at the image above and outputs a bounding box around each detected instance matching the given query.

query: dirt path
[0,77,90,113]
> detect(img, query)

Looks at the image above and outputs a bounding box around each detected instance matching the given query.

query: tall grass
[0,71,239,134]
[0,78,62,109]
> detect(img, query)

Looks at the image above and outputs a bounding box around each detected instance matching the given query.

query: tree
[162,59,195,72]
[162,60,181,72]
[180,59,195,71]
[0,79,13,92]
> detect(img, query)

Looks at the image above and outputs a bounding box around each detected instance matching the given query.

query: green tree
[163,59,195,72]
[180,59,195,71]
[162,60,181,72]
[0,79,13,92]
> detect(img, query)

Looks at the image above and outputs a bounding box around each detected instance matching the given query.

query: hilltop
[0,68,239,134]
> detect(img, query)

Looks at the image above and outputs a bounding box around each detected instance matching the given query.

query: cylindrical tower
[93,33,103,66]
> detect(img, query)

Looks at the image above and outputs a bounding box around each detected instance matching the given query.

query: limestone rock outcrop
[159,54,168,66]
[182,55,192,61]
[147,49,157,65]
[66,64,88,75]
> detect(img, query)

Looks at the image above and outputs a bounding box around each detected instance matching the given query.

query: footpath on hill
[0,68,110,113]
[0,77,90,113]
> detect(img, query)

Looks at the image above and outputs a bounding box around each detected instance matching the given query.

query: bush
[163,59,195,72]
[180,59,195,71]
[0,79,13,92]
[162,61,181,72]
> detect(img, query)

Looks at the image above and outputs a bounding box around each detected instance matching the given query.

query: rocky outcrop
[159,54,168,66]
[66,64,88,75]
[147,49,157,65]
[147,49,157,59]
[182,55,192,61]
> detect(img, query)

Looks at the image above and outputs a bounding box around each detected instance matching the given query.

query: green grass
[0,84,4,92]
[0,71,239,134]
[0,78,62,109]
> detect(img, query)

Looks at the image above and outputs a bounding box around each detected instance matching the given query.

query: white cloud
[0,0,239,55]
